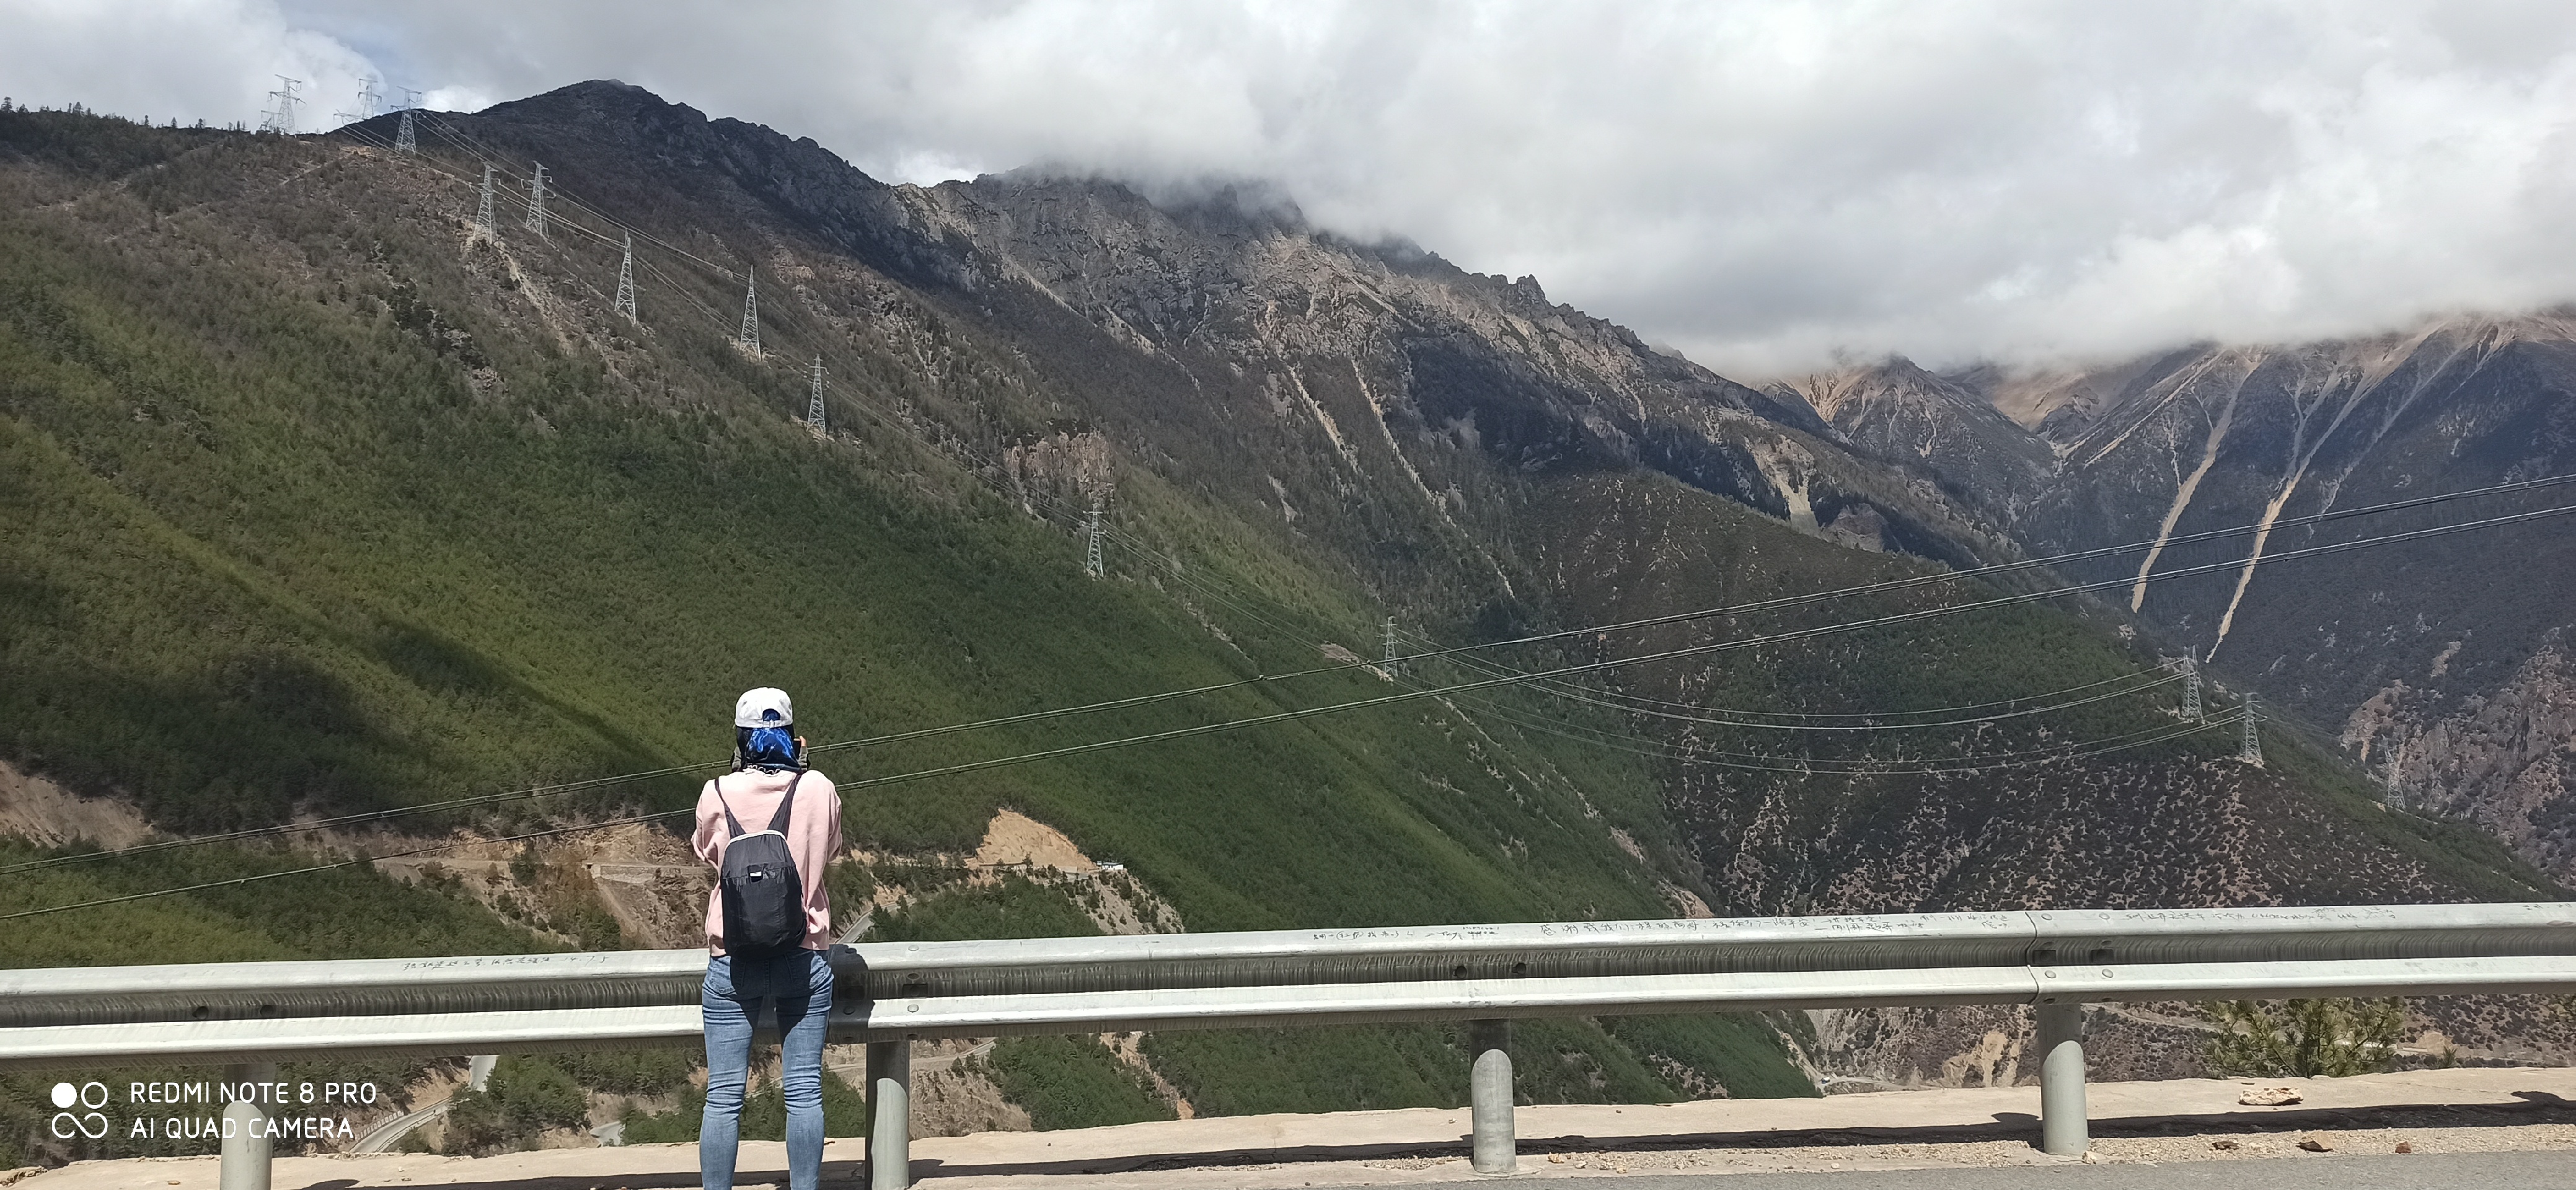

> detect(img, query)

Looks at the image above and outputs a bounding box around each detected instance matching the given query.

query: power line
[407,116,758,283]
[350,111,2576,641]
[0,808,697,925]
[1416,472,2576,677]
[60,126,2576,850]
[4,713,2255,925]
[1419,635,2186,732]
[1452,692,2243,775]
[38,128,2576,790]
[18,485,2574,881]
[809,498,2576,793]
[0,762,719,878]
[9,492,2569,917]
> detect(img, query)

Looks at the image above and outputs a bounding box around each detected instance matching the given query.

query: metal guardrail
[7,902,2573,1188]
[0,950,703,1029]
[12,901,2569,1028]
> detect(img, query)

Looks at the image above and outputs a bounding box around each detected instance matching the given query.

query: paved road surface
[1418,1151,2570,1190]
[348,1100,448,1154]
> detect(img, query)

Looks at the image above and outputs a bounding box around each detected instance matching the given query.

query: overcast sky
[9,1,2576,377]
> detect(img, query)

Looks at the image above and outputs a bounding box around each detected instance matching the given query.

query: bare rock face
[2345,632,2576,876]
[1775,360,2053,522]
[1804,1003,2210,1093]
[1819,316,2576,884]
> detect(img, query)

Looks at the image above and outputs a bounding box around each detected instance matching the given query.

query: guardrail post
[1468,1018,1515,1174]
[2036,1002,2087,1156]
[219,1060,275,1190]
[866,1039,911,1190]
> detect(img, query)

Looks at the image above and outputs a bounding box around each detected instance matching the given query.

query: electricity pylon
[258,77,302,134]
[2239,694,2263,765]
[1384,616,1400,672]
[523,163,548,240]
[394,110,417,154]
[334,81,380,126]
[2180,650,2202,721]
[738,271,760,354]
[614,233,638,324]
[808,356,828,434]
[1084,494,1105,578]
[474,165,497,235]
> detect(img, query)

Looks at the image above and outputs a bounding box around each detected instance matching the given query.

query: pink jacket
[691,767,842,955]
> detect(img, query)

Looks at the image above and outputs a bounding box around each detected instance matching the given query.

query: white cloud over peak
[9,1,2576,377]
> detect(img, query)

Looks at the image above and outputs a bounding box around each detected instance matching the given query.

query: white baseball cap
[734,687,793,728]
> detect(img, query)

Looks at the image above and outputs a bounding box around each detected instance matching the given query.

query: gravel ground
[1431,1109,2576,1179]
[1463,1123,2576,1177]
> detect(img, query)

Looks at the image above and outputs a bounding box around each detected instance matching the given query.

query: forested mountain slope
[0,84,2561,1153]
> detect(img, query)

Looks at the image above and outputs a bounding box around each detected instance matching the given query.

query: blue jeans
[701,948,834,1190]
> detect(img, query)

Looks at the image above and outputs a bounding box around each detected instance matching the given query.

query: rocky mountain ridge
[1807,314,2576,881]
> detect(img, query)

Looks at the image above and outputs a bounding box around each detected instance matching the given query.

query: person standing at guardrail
[692,687,842,1190]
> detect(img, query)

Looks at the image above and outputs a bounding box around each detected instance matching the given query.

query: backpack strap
[766,770,806,834]
[714,778,749,839]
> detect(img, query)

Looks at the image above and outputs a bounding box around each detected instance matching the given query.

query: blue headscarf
[737,725,803,772]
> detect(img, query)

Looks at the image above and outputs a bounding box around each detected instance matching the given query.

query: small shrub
[442,1056,588,1154]
[2204,998,2404,1078]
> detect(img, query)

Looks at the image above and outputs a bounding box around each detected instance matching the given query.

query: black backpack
[716,771,808,958]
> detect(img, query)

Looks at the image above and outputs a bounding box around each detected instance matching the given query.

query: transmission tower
[394,110,417,154]
[1384,616,1400,671]
[523,162,548,240]
[738,271,761,354]
[1084,494,1105,578]
[2239,693,2263,765]
[614,233,638,324]
[2179,650,2202,721]
[807,356,828,434]
[334,80,381,126]
[258,76,302,135]
[474,164,497,235]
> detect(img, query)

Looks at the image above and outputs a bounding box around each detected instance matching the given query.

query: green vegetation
[1603,1014,1820,1100]
[444,1056,588,1154]
[554,1047,700,1096]
[0,838,552,969]
[617,1065,870,1142]
[1143,1015,1811,1116]
[823,857,876,918]
[2204,998,2405,1078]
[871,875,1103,942]
[1144,1025,1464,1116]
[981,1036,1176,1130]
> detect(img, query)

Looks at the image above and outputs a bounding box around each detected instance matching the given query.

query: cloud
[2,0,378,131]
[14,1,2576,376]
